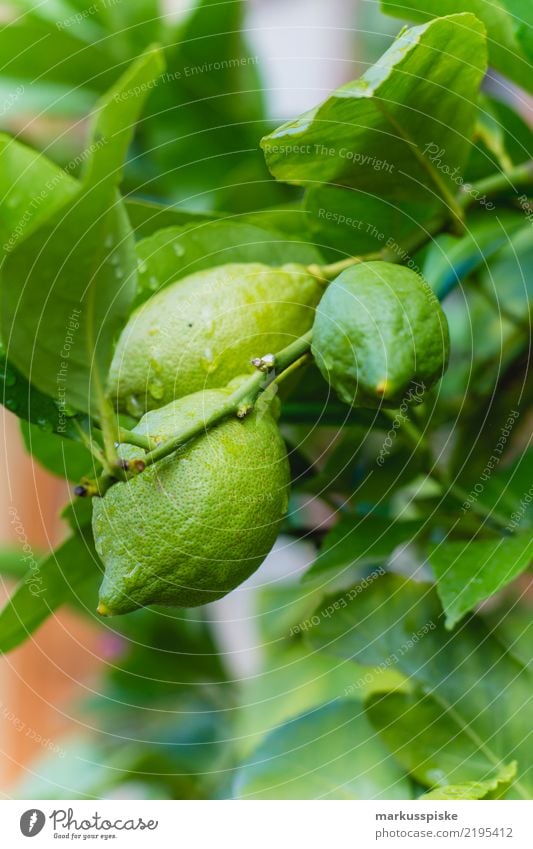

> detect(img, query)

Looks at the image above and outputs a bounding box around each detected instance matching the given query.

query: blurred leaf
[134,219,324,306]
[0,548,39,580]
[0,12,116,95]
[309,574,533,797]
[304,516,423,582]
[139,0,274,209]
[420,762,517,799]
[236,642,408,758]
[488,96,533,165]
[380,0,533,93]
[478,224,532,325]
[12,736,142,800]
[233,701,412,799]
[429,532,533,628]
[262,16,486,215]
[423,212,525,300]
[1,49,163,412]
[61,496,94,532]
[20,420,92,481]
[0,531,101,653]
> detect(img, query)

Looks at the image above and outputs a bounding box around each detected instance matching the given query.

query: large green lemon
[107,262,323,416]
[93,388,290,614]
[311,262,449,408]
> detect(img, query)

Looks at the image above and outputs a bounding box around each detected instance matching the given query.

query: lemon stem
[72,420,108,471]
[86,330,314,496]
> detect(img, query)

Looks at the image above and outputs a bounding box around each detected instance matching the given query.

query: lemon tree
[0,3,531,802]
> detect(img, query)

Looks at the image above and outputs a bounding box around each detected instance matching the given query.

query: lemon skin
[93,389,290,614]
[311,262,449,408]
[107,262,323,416]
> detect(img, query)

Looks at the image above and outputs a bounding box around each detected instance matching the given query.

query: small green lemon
[93,388,290,614]
[107,262,323,416]
[311,262,449,408]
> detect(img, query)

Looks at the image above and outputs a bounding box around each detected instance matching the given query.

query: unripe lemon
[311,262,449,408]
[107,262,323,416]
[93,388,290,614]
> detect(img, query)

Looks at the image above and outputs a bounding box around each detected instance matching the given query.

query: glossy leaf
[429,533,533,628]
[262,15,486,213]
[233,701,412,799]
[380,0,533,93]
[0,49,163,413]
[309,574,533,797]
[304,184,433,257]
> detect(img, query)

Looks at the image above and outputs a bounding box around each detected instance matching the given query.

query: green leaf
[233,701,412,799]
[140,0,272,208]
[19,420,92,482]
[262,15,486,216]
[134,219,324,306]
[423,211,526,300]
[0,12,117,95]
[0,337,82,434]
[304,185,433,257]
[304,516,423,582]
[236,642,408,759]
[0,531,101,653]
[0,49,164,413]
[0,548,38,580]
[309,574,533,797]
[429,533,533,628]
[124,198,219,239]
[421,762,517,799]
[488,96,533,165]
[81,46,164,188]
[0,133,78,251]
[380,0,533,94]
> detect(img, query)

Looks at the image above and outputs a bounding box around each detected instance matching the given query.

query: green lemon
[107,262,323,416]
[92,388,290,614]
[311,262,449,408]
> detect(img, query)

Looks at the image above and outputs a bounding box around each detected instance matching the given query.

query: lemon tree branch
[84,330,313,497]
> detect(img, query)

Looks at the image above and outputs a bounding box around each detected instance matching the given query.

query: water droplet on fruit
[148,377,164,400]
[200,347,219,374]
[126,395,143,418]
